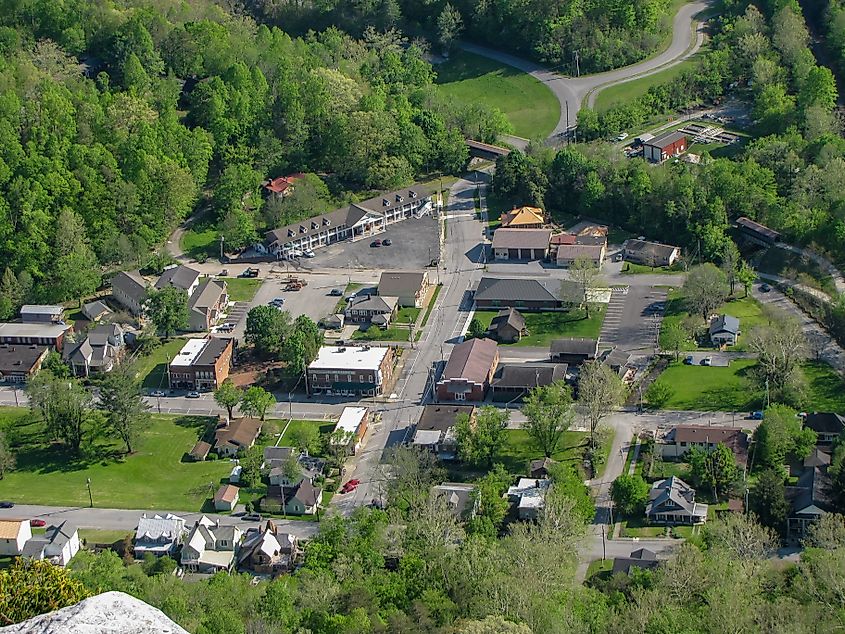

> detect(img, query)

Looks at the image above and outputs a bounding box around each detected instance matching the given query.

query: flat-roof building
[307,345,395,397]
[20,305,64,324]
[168,337,233,391]
[332,406,369,454]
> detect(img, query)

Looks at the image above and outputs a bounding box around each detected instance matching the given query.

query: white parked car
[615,132,629,141]
[303,249,315,258]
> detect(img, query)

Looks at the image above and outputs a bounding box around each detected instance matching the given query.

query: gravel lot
[300,215,440,271]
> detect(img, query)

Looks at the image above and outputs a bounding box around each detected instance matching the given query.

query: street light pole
[86,478,93,508]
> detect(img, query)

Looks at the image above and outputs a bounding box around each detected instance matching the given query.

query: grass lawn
[0,414,231,510]
[474,305,606,347]
[351,326,412,343]
[78,529,132,544]
[594,54,701,113]
[619,515,668,538]
[279,419,336,442]
[180,224,219,261]
[659,291,767,352]
[658,359,759,411]
[134,338,188,390]
[420,284,442,328]
[637,458,690,482]
[804,361,845,411]
[219,277,262,302]
[621,262,684,275]
[395,307,422,325]
[757,247,837,296]
[435,50,560,139]
[498,429,588,476]
[586,559,613,580]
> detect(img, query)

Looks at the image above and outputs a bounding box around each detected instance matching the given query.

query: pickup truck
[240,267,259,278]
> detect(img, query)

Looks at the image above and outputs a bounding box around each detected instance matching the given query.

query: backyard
[0,413,230,510]
[351,325,413,342]
[473,305,607,346]
[804,361,845,411]
[434,51,560,139]
[180,223,219,261]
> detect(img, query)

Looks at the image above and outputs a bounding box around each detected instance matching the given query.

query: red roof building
[264,173,306,197]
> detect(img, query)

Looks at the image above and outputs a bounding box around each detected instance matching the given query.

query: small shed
[188,441,212,462]
[213,484,240,511]
[487,308,526,343]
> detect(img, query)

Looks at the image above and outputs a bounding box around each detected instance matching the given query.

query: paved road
[751,281,845,374]
[460,0,711,137]
[0,504,320,539]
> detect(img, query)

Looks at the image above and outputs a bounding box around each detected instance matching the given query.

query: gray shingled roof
[709,314,740,336]
[155,266,201,292]
[491,363,567,389]
[475,276,581,304]
[111,270,148,303]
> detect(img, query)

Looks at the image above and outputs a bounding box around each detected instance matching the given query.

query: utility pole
[219,235,225,261]
[565,101,570,143]
[86,478,93,508]
[574,50,580,77]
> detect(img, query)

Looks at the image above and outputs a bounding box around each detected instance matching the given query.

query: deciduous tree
[644,380,673,409]
[97,362,150,454]
[213,380,242,419]
[577,361,626,447]
[521,380,574,457]
[240,386,275,420]
[436,3,463,53]
[146,287,189,338]
[569,256,602,317]
[754,404,816,470]
[748,312,807,405]
[26,372,93,452]
[611,474,650,516]
[0,431,15,479]
[245,305,291,357]
[688,444,741,500]
[683,263,729,321]
[750,469,789,532]
[455,406,509,467]
[0,559,90,625]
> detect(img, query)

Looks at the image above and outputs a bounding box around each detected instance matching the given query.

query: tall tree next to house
[611,474,650,516]
[240,386,275,420]
[52,210,102,304]
[147,287,189,338]
[246,306,291,358]
[569,256,602,318]
[737,261,756,298]
[521,381,574,457]
[98,362,150,454]
[577,361,626,447]
[683,263,729,321]
[455,406,509,467]
[754,404,816,472]
[0,431,15,479]
[688,444,741,500]
[214,380,242,419]
[750,469,789,532]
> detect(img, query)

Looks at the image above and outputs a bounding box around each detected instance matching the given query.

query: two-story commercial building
[307,345,395,397]
[168,337,234,391]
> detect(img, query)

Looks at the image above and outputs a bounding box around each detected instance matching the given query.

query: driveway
[459,0,712,136]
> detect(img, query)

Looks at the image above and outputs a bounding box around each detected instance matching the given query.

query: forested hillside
[246,0,675,74]
[0,0,494,307]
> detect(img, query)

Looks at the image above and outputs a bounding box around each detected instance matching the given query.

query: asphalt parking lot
[301,215,440,271]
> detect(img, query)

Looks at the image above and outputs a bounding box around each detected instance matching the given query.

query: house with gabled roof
[709,314,740,346]
[188,280,228,332]
[155,265,201,297]
[499,206,545,229]
[787,466,833,537]
[378,271,431,308]
[436,337,499,402]
[431,483,478,520]
[412,404,473,460]
[803,412,845,445]
[111,270,149,315]
[487,307,526,343]
[645,476,708,525]
[21,521,80,566]
[0,519,32,556]
[181,516,241,573]
[134,513,186,558]
[237,520,299,575]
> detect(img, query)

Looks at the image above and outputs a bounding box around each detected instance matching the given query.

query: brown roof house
[168,337,233,391]
[237,521,299,575]
[486,308,526,344]
[378,271,431,308]
[0,344,49,384]
[213,416,263,458]
[659,426,749,468]
[492,228,552,261]
[111,270,149,315]
[499,206,545,229]
[0,519,32,556]
[550,338,598,364]
[436,337,499,402]
[412,404,474,460]
[262,481,323,516]
[213,484,240,511]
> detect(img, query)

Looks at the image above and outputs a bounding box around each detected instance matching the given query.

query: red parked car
[340,480,360,494]
[30,519,46,527]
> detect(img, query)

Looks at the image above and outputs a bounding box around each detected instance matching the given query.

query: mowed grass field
[659,292,767,352]
[435,51,560,139]
[474,305,606,347]
[0,412,230,510]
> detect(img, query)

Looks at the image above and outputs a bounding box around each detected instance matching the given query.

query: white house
[21,521,80,566]
[709,314,740,346]
[0,519,32,555]
[180,516,242,573]
[507,478,551,520]
[134,513,186,558]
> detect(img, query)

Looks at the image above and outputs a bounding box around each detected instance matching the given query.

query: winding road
[460,0,712,138]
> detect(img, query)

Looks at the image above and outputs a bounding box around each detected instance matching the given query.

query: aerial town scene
[0,0,844,631]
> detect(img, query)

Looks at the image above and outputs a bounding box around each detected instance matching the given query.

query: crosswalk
[599,287,627,346]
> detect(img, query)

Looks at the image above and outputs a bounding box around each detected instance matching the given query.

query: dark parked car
[370,239,382,247]
[329,288,344,296]
[382,238,392,246]
[0,501,13,508]
[760,283,771,292]
[683,355,694,365]
[240,267,260,278]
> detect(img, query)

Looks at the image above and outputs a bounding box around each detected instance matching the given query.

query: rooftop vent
[395,194,403,202]
[323,218,331,226]
[311,222,318,230]
[299,226,306,234]
[287,229,295,237]
[382,199,390,206]
[409,190,417,198]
